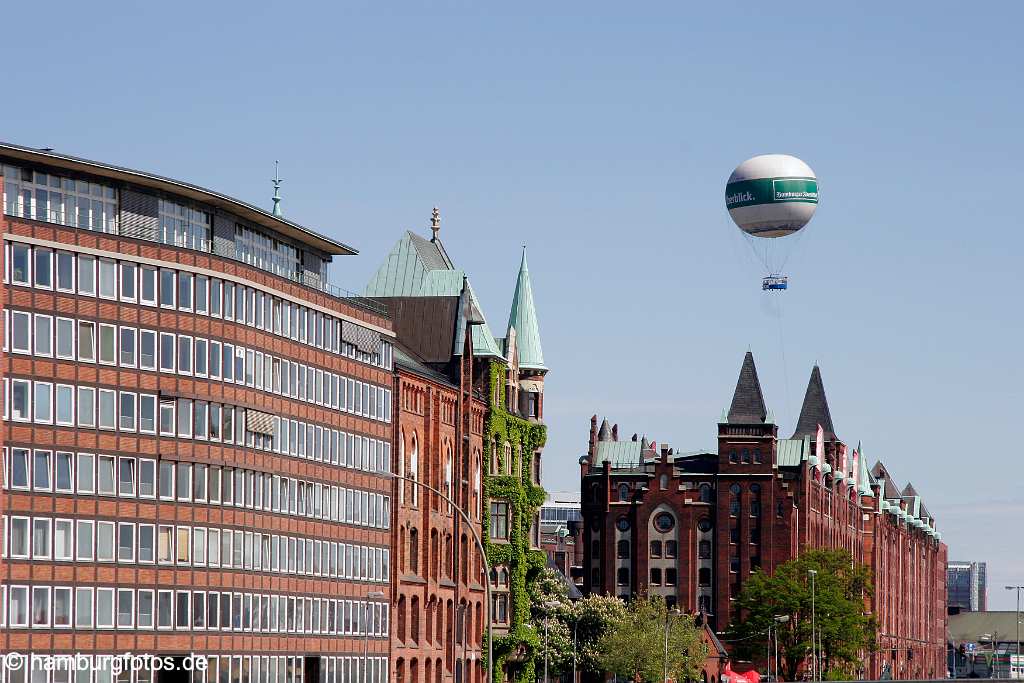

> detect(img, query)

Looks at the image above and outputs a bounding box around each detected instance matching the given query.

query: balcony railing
[3,205,388,317]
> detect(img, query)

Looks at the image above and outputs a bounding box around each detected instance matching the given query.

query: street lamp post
[1007,586,1023,676]
[772,615,790,681]
[808,569,818,683]
[572,618,579,683]
[382,471,494,683]
[362,590,387,683]
[664,607,681,683]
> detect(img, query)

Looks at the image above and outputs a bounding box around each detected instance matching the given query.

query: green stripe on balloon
[725,177,818,210]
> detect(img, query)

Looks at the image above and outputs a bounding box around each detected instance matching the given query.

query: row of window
[4,450,391,531]
[3,166,118,233]
[4,242,392,371]
[3,515,389,583]
[5,308,392,425]
[0,654,385,683]
[1,584,388,637]
[3,378,392,477]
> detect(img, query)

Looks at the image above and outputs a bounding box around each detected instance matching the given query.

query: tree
[729,549,876,681]
[528,567,627,677]
[597,595,709,683]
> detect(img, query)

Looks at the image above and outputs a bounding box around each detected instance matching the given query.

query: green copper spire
[507,246,546,371]
[857,442,874,497]
[271,161,283,217]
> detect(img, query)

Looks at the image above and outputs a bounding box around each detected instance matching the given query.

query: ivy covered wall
[483,360,547,683]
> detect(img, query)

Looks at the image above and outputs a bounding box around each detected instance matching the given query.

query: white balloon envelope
[726,154,818,238]
[725,154,819,290]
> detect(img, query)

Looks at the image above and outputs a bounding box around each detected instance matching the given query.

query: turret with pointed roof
[506,247,546,372]
[727,351,769,424]
[792,365,837,440]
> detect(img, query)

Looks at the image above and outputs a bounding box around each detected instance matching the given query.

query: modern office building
[579,353,948,680]
[538,492,582,584]
[365,220,549,683]
[0,144,395,683]
[947,561,988,613]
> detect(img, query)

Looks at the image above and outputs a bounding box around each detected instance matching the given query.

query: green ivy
[482,360,548,683]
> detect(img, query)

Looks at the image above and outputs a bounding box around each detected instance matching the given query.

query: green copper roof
[506,248,546,371]
[454,280,504,358]
[857,445,875,497]
[365,230,504,360]
[596,441,643,467]
[776,438,808,467]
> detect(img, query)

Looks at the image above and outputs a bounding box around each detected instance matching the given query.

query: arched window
[430,530,439,580]
[445,444,453,512]
[741,449,751,464]
[411,596,421,642]
[750,483,762,517]
[660,474,669,490]
[410,433,419,507]
[618,484,630,502]
[504,442,513,475]
[410,659,418,683]
[699,482,714,503]
[460,533,469,584]
[474,455,482,519]
[409,528,420,574]
[729,450,738,464]
[491,437,499,475]
[398,429,406,503]
[617,539,630,558]
[699,539,711,559]
[397,595,407,642]
[616,567,630,585]
[729,483,741,516]
[591,539,600,559]
[753,449,762,464]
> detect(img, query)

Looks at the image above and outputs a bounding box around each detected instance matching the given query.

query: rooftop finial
[271,161,283,217]
[431,207,441,242]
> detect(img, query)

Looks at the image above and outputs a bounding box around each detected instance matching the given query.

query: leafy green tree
[597,595,709,683]
[528,568,627,677]
[729,549,876,680]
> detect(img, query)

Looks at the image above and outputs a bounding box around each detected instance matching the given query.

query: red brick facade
[580,354,947,680]
[1,151,395,683]
[390,339,488,683]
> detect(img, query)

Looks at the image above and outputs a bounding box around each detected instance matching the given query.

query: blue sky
[6,1,1022,608]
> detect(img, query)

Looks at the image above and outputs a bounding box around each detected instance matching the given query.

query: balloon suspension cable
[775,299,792,430]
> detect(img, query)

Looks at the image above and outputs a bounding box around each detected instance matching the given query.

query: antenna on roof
[431,207,441,242]
[271,161,283,217]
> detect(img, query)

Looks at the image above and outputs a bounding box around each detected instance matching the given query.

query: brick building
[364,220,549,683]
[579,352,948,679]
[0,143,395,683]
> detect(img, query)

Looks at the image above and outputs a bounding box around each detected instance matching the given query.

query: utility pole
[808,569,818,682]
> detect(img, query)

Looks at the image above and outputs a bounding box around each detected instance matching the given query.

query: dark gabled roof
[870,461,903,499]
[393,342,457,388]
[792,365,837,440]
[727,351,768,424]
[902,482,919,498]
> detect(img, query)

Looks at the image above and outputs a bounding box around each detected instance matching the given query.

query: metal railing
[3,205,388,317]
